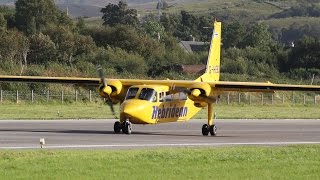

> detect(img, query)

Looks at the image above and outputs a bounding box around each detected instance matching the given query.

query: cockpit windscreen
[138,88,157,102]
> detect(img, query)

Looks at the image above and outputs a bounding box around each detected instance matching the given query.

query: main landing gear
[202,103,217,136]
[202,124,217,136]
[114,120,132,135]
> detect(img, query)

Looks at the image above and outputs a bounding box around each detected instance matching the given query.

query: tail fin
[196,21,222,82]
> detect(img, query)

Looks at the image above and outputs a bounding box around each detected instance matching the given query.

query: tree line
[0,0,319,84]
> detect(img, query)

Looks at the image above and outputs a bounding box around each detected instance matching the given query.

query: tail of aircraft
[196,21,222,82]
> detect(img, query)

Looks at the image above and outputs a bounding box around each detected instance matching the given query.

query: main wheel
[209,125,217,136]
[122,121,132,135]
[202,124,209,136]
[114,121,121,134]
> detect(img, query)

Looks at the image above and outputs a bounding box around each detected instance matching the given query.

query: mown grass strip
[0,145,319,179]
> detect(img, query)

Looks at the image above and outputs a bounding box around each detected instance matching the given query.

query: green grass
[0,145,320,179]
[0,103,319,119]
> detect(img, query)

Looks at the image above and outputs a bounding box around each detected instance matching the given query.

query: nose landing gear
[114,120,132,135]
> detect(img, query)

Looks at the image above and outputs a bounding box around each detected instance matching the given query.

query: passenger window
[159,92,165,102]
[179,92,187,100]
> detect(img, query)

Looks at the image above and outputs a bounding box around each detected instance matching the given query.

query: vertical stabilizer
[196,21,222,82]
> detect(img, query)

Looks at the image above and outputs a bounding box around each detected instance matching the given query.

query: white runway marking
[1,142,320,149]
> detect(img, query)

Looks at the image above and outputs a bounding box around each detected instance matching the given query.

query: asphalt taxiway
[0,119,319,149]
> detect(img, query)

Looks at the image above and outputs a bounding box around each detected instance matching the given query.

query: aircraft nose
[122,102,144,117]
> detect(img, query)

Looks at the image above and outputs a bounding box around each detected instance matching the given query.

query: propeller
[96,65,117,118]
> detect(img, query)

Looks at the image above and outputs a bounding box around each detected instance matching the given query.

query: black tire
[122,122,128,134]
[114,121,121,134]
[126,122,132,135]
[202,124,209,136]
[209,125,217,136]
[122,121,132,135]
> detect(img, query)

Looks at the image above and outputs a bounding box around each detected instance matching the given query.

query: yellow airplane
[1,21,320,136]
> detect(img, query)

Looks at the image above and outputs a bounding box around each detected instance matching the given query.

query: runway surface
[0,119,320,149]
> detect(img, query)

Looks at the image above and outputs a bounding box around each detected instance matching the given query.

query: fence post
[0,89,2,103]
[227,93,230,105]
[261,93,264,105]
[47,90,50,102]
[75,90,78,102]
[238,93,241,104]
[16,90,19,104]
[61,91,64,104]
[89,90,92,102]
[292,93,294,104]
[31,90,34,103]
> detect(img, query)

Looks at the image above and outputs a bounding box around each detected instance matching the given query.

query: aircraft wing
[118,79,320,92]
[0,75,100,85]
[211,81,320,92]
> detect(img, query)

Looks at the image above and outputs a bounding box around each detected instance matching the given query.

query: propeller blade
[96,65,106,86]
[96,64,117,118]
[106,95,117,118]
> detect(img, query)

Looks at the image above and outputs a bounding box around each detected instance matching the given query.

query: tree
[87,25,165,60]
[288,36,320,70]
[0,30,23,63]
[76,17,86,32]
[101,1,138,27]
[143,20,165,40]
[28,33,57,65]
[160,13,179,34]
[0,13,6,33]
[223,22,246,48]
[243,23,273,49]
[15,0,73,35]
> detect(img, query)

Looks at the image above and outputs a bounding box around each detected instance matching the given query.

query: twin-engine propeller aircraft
[1,21,320,136]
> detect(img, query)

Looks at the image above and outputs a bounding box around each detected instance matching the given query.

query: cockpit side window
[138,88,157,102]
[125,87,139,100]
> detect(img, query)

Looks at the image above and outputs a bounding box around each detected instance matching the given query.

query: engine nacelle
[98,80,123,99]
[189,82,211,97]
[188,82,216,103]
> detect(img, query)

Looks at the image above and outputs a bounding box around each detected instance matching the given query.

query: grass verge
[0,145,319,179]
[0,103,319,119]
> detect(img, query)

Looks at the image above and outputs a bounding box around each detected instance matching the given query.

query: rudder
[196,21,222,82]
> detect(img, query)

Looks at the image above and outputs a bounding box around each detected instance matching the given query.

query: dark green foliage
[15,0,70,34]
[92,47,146,75]
[86,25,165,61]
[270,4,320,18]
[160,11,211,41]
[223,22,246,49]
[280,23,320,44]
[242,23,273,49]
[28,33,57,65]
[0,13,6,32]
[142,20,165,39]
[288,36,320,70]
[101,1,138,27]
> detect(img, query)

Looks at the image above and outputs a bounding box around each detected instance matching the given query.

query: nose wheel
[202,124,217,136]
[113,120,132,135]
